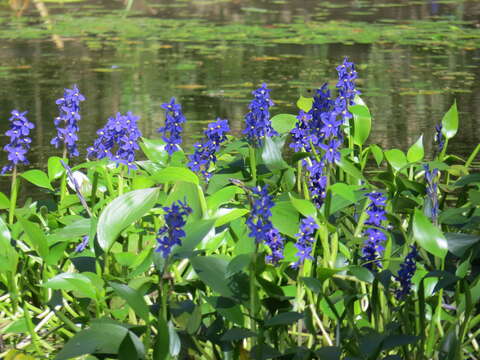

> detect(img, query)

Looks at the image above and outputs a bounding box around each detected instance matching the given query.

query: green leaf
[43,273,97,300]
[349,96,371,146]
[0,217,17,273]
[119,332,146,360]
[48,156,65,181]
[154,317,169,360]
[296,96,313,112]
[173,219,216,254]
[109,282,150,322]
[221,328,257,342]
[226,254,251,278]
[168,321,181,357]
[407,135,424,163]
[151,167,199,185]
[191,256,232,297]
[271,201,299,238]
[0,192,9,210]
[186,305,202,335]
[214,208,249,227]
[445,233,480,257]
[441,101,458,140]
[18,218,49,258]
[55,323,129,359]
[330,183,356,202]
[97,188,159,251]
[261,136,288,170]
[384,149,408,171]
[413,209,448,259]
[289,194,316,217]
[265,312,303,327]
[206,186,244,213]
[270,114,297,134]
[338,155,364,181]
[140,138,169,165]
[20,170,54,191]
[348,265,374,283]
[369,144,384,166]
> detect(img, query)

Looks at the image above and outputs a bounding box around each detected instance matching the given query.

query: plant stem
[8,166,19,225]
[249,145,257,184]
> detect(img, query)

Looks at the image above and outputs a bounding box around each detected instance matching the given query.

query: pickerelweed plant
[0,58,480,360]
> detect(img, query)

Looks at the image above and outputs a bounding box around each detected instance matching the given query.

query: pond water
[0,0,479,184]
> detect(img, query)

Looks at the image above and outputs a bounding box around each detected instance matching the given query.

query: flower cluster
[293,217,318,268]
[335,57,360,126]
[290,111,315,152]
[87,112,142,169]
[246,185,284,264]
[2,110,35,174]
[158,98,186,155]
[51,85,85,158]
[424,164,440,222]
[243,83,277,147]
[361,191,388,271]
[188,118,229,181]
[305,159,327,209]
[155,200,192,258]
[434,124,445,154]
[395,245,418,300]
[75,235,90,253]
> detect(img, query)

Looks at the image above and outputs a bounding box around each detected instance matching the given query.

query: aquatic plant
[0,58,479,360]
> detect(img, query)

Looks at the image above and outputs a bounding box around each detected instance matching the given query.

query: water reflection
[0,0,479,184]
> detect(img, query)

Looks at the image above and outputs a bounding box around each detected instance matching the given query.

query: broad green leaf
[369,144,384,166]
[151,167,199,185]
[214,208,249,227]
[49,218,91,243]
[168,321,181,357]
[296,96,313,112]
[166,182,202,220]
[261,136,288,170]
[407,135,424,163]
[173,219,216,254]
[349,96,371,146]
[153,316,169,360]
[337,156,365,181]
[226,254,251,278]
[190,256,233,297]
[97,188,159,251]
[48,156,65,181]
[221,328,257,342]
[384,149,408,171]
[441,101,458,140]
[0,217,17,273]
[271,201,300,238]
[43,273,97,300]
[330,183,356,202]
[206,186,243,213]
[118,332,146,360]
[445,233,480,257]
[110,282,150,322]
[131,175,155,190]
[413,209,447,259]
[186,305,202,335]
[289,194,316,217]
[20,170,54,191]
[0,192,9,209]
[265,312,303,327]
[270,114,297,134]
[19,218,49,258]
[140,138,169,165]
[55,323,129,359]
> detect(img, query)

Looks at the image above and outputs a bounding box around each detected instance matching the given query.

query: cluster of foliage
[0,58,479,360]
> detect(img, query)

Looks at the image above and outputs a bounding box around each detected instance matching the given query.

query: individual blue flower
[51,85,85,158]
[290,111,316,152]
[158,97,186,155]
[243,83,277,147]
[319,138,342,164]
[320,112,342,139]
[395,245,418,300]
[361,191,389,271]
[87,111,142,169]
[246,185,284,264]
[2,110,34,174]
[188,118,229,181]
[155,199,192,258]
[423,164,440,222]
[292,216,318,268]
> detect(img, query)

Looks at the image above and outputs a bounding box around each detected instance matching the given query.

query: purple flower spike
[2,110,34,174]
[395,245,418,300]
[246,185,284,264]
[292,217,318,268]
[188,118,229,181]
[51,85,85,158]
[361,191,389,271]
[155,200,192,258]
[243,83,277,147]
[158,97,186,155]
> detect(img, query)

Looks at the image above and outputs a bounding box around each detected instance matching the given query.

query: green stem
[249,146,257,184]
[197,185,208,218]
[7,272,19,313]
[439,138,449,161]
[249,249,258,350]
[465,143,480,168]
[8,166,19,225]
[90,170,99,212]
[23,302,44,356]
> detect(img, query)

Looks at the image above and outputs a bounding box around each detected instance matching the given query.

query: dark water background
[0,0,479,193]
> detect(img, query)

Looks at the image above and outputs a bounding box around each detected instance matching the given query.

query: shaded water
[0,0,479,184]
